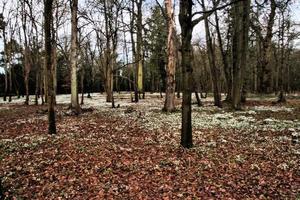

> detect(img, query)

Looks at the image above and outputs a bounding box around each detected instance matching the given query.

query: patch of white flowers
[252,106,294,112]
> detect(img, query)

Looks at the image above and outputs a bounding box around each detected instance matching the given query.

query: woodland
[0,0,300,199]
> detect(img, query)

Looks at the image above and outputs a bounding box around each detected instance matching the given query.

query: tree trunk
[35,68,39,105]
[163,0,176,112]
[103,0,113,103]
[179,0,193,148]
[231,0,250,110]
[202,2,221,107]
[2,27,8,101]
[24,47,31,105]
[81,67,84,105]
[70,0,80,113]
[52,43,57,104]
[130,2,138,102]
[44,0,56,134]
[136,0,143,96]
[278,10,287,103]
[43,59,48,103]
[214,8,232,102]
[8,61,12,102]
[195,92,202,107]
[254,0,276,94]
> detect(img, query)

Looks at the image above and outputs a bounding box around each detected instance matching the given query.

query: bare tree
[231,0,250,109]
[251,0,277,94]
[44,0,56,134]
[163,0,177,112]
[70,0,81,113]
[179,0,221,148]
[201,0,222,108]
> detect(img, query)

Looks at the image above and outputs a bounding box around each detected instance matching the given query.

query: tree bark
[70,0,80,113]
[2,26,8,101]
[179,0,193,148]
[136,0,143,96]
[214,8,232,102]
[21,1,31,105]
[202,1,221,107]
[163,0,176,112]
[24,47,31,105]
[130,0,138,102]
[231,0,250,109]
[278,9,288,103]
[252,0,276,94]
[81,67,84,105]
[103,0,114,103]
[44,0,56,134]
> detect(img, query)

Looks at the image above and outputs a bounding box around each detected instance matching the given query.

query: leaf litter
[0,93,299,199]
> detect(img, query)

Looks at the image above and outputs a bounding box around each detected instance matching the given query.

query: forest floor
[0,93,299,199]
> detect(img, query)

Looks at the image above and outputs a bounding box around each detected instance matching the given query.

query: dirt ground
[0,93,299,199]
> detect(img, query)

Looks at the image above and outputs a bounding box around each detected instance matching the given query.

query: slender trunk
[136,0,143,96]
[203,5,221,107]
[214,9,232,102]
[103,0,113,103]
[176,45,181,99]
[179,0,193,148]
[35,68,39,105]
[52,44,57,103]
[278,11,286,103]
[8,62,12,102]
[70,0,80,113]
[81,68,84,105]
[43,60,48,103]
[130,0,138,102]
[163,0,176,112]
[24,47,30,105]
[255,0,276,94]
[40,70,44,105]
[21,2,31,105]
[44,0,56,134]
[195,92,202,107]
[2,28,8,101]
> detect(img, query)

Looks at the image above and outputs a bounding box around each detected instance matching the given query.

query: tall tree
[202,0,222,108]
[136,0,143,99]
[214,7,232,102]
[179,0,194,148]
[103,0,113,103]
[0,12,8,101]
[163,0,177,112]
[44,0,56,134]
[21,0,32,105]
[251,0,277,93]
[70,0,80,113]
[179,0,220,148]
[231,0,250,109]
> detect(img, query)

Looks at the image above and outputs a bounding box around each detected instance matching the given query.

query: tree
[214,7,232,102]
[231,0,250,109]
[251,0,277,94]
[0,12,8,101]
[202,0,222,108]
[163,0,177,112]
[20,0,32,105]
[179,0,194,148]
[44,0,56,134]
[136,0,143,99]
[70,0,80,113]
[179,0,220,148]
